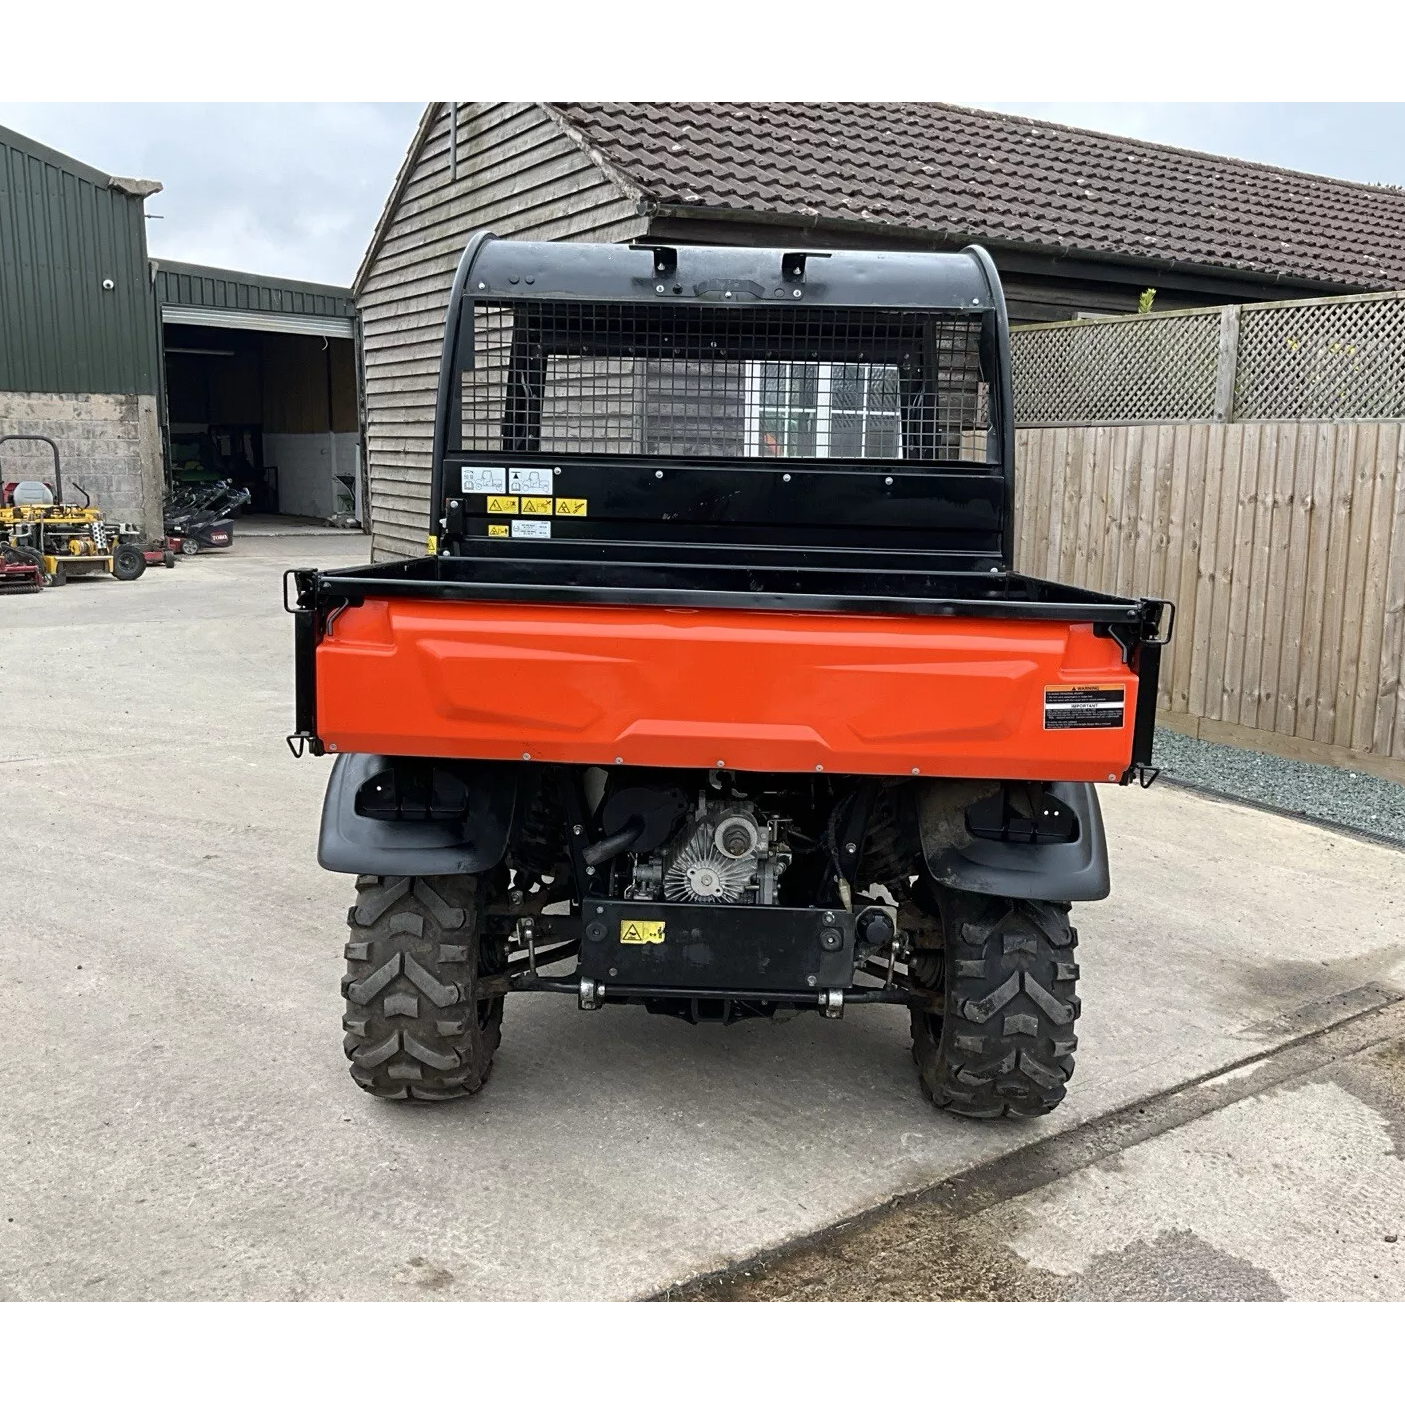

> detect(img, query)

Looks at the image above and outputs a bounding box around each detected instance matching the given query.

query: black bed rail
[301,552,1166,627]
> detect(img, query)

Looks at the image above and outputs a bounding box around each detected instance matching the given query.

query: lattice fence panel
[1011,312,1220,425]
[1234,295,1405,420]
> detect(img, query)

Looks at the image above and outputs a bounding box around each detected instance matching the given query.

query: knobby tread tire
[342,874,507,1102]
[910,890,1079,1120]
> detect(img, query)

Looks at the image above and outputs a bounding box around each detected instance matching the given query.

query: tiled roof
[550,102,1405,291]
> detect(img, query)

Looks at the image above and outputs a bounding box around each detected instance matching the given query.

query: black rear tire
[342,874,508,1102]
[910,889,1079,1119]
[112,543,146,581]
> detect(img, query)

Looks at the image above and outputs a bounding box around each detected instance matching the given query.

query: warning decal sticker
[486,495,519,514]
[487,523,509,537]
[620,920,666,945]
[519,496,553,515]
[555,497,587,516]
[1044,685,1126,730]
[509,467,554,495]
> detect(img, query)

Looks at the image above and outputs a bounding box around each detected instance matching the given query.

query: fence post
[1213,305,1241,421]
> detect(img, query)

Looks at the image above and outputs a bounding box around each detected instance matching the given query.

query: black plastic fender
[917,779,1111,903]
[318,753,518,876]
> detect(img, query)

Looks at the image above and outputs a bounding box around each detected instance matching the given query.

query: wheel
[909,888,1079,1119]
[180,538,200,556]
[342,874,508,1102]
[46,565,66,587]
[111,543,146,581]
[163,551,177,568]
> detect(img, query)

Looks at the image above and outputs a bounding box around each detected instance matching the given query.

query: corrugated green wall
[0,125,160,395]
[155,261,355,319]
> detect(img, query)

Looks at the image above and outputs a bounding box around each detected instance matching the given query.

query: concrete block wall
[0,391,163,536]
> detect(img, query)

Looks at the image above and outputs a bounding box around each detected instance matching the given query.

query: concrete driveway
[1,534,1403,1300]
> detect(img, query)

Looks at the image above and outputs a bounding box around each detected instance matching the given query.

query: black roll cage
[428,233,1018,572]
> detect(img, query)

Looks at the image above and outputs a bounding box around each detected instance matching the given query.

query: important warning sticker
[619,919,666,945]
[519,496,553,515]
[486,495,519,514]
[511,519,551,539]
[509,467,554,495]
[487,523,509,537]
[555,497,587,516]
[1044,685,1126,730]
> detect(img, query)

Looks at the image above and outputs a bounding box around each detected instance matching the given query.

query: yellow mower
[0,435,168,586]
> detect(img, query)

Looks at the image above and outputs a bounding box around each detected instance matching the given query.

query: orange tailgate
[314,598,1139,782]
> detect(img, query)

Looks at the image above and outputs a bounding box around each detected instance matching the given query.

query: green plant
[1137,287,1157,315]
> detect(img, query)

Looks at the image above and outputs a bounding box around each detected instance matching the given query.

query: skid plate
[578,900,856,993]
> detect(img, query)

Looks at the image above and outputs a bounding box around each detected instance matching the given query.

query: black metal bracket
[285,568,326,759]
[834,778,881,891]
[690,278,767,300]
[641,245,678,279]
[283,567,316,615]
[557,766,603,900]
[1095,598,1175,667]
[1147,598,1176,646]
[781,251,831,281]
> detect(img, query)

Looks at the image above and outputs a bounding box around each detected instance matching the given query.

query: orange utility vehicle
[288,237,1170,1117]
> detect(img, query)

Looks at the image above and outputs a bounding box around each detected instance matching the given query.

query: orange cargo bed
[310,596,1145,783]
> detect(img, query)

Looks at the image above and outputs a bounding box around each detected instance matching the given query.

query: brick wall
[0,391,163,536]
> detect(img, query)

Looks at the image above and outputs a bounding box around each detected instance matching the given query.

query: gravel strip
[1152,726,1405,846]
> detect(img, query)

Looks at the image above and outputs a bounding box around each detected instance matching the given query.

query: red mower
[0,544,46,595]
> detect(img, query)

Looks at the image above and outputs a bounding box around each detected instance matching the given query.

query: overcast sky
[2,102,1404,288]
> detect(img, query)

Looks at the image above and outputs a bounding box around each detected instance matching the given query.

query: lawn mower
[0,544,45,595]
[0,435,171,584]
[164,479,249,555]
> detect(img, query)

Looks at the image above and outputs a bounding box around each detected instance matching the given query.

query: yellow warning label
[619,919,666,945]
[486,495,519,514]
[555,497,588,516]
[426,534,438,554]
[487,523,509,537]
[520,495,554,515]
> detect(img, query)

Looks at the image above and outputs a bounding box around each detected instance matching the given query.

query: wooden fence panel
[1014,418,1405,770]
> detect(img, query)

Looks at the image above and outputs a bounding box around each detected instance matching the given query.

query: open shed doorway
[162,323,360,525]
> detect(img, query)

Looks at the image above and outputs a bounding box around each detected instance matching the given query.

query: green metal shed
[0,124,161,396]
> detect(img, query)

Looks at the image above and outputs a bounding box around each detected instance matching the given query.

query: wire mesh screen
[1234,296,1405,420]
[1011,312,1220,425]
[460,301,992,462]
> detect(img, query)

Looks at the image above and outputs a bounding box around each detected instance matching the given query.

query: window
[742,362,903,459]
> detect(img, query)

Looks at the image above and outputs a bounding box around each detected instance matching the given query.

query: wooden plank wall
[1015,421,1405,771]
[358,103,647,559]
